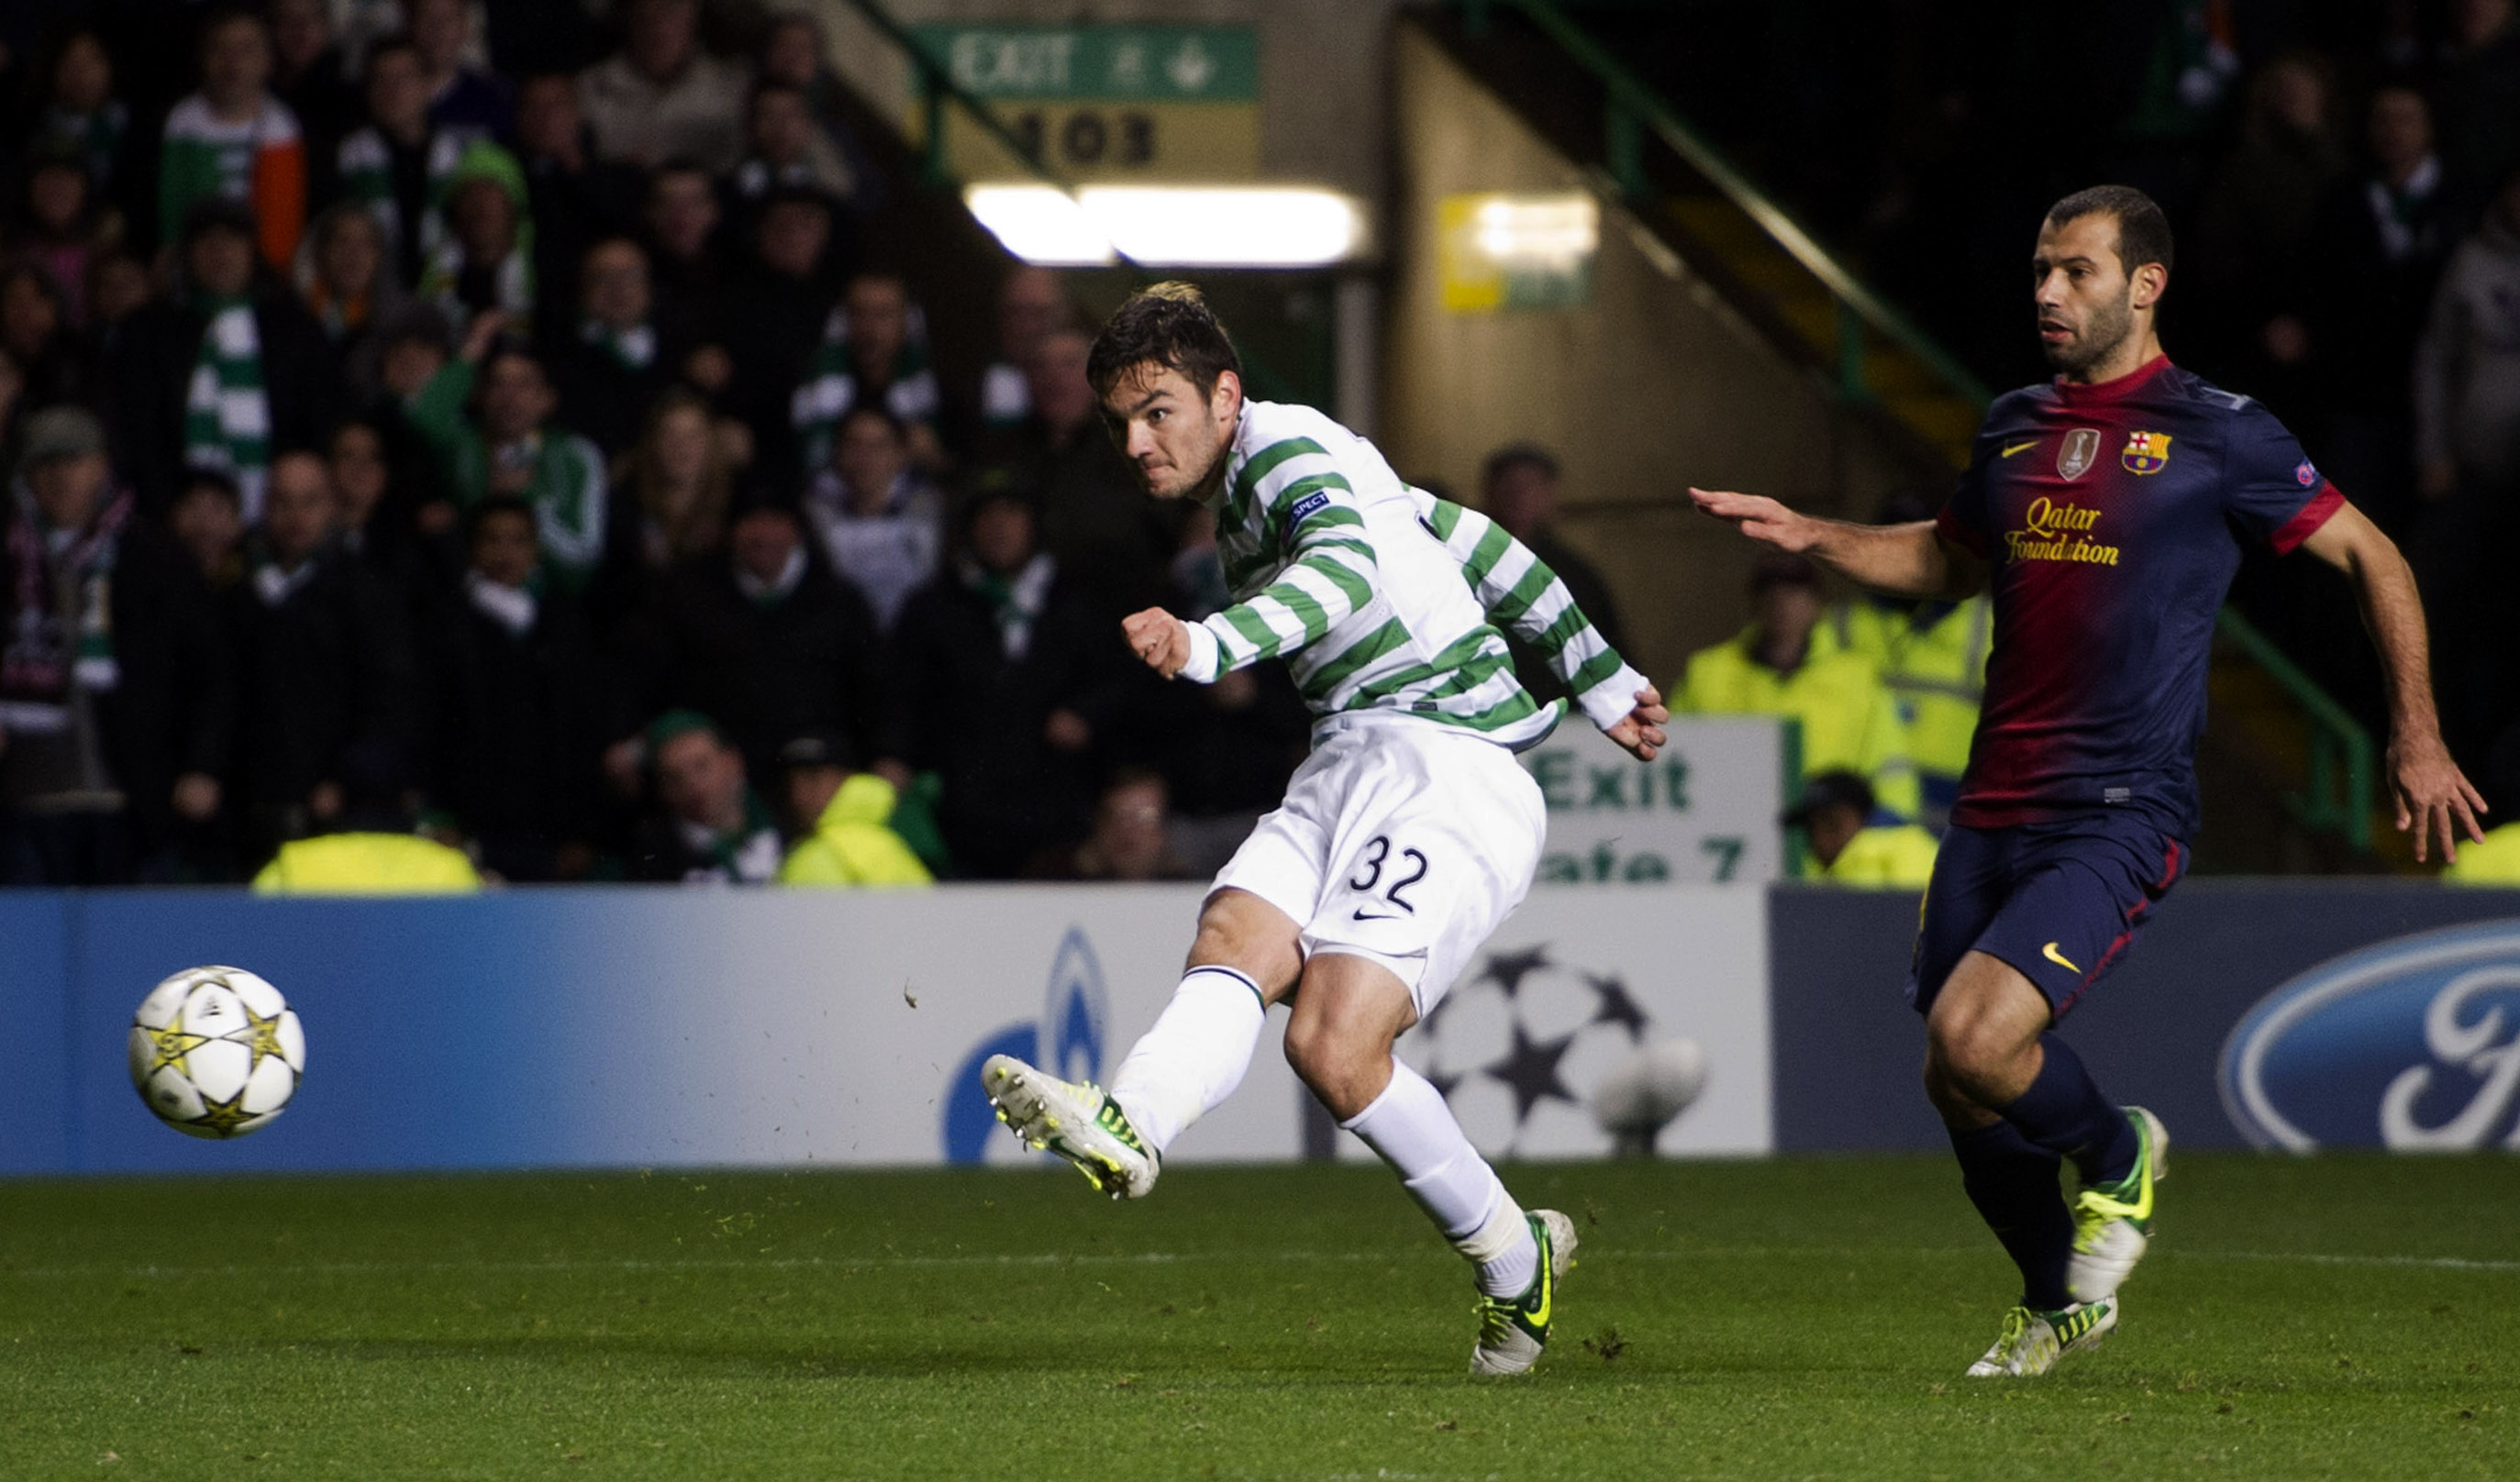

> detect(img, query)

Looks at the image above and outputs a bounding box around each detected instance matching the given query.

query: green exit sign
[907,23,1262,182]
[912,24,1259,103]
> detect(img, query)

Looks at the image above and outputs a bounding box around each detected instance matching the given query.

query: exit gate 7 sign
[1518,716,1791,885]
[908,24,1261,182]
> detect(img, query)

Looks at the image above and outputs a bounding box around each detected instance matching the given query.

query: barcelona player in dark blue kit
[1693,186,2487,1376]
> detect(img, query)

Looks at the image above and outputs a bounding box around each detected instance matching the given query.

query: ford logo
[2220,920,2520,1151]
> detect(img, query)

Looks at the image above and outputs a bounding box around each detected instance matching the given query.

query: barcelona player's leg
[1908,813,2178,1376]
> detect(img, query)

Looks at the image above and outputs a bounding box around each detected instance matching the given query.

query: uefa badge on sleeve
[2122,430,2173,475]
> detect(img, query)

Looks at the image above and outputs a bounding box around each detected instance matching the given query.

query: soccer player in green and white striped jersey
[983,284,1666,1375]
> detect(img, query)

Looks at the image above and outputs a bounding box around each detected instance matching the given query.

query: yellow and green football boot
[1470,1210,1578,1376]
[2069,1106,2168,1302]
[1965,1297,2117,1377]
[982,1055,1159,1200]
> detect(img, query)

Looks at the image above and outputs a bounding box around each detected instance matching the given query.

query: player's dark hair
[1087,282,1241,400]
[2046,185,2175,278]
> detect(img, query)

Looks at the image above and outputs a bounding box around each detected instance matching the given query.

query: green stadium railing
[2214,608,2377,852]
[1454,0,1993,410]
[1449,0,2381,855]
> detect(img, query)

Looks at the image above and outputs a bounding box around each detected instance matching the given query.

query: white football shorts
[1210,711,1547,1018]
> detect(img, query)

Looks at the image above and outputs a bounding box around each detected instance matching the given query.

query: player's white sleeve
[1415,492,1648,731]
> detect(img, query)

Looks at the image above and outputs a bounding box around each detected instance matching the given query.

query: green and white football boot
[2069,1106,2168,1303]
[1965,1297,2117,1377]
[981,1055,1159,1200]
[1470,1210,1578,1376]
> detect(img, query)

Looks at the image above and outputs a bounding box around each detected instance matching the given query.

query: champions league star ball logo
[1402,944,1702,1156]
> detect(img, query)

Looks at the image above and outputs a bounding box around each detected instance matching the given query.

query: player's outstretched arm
[1414,493,1663,755]
[2298,501,2489,862]
[1688,487,1984,601]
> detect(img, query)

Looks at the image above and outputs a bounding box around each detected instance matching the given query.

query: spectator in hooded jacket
[417,141,535,330]
[773,729,930,887]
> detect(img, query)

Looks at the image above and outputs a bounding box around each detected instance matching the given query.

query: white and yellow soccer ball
[128,967,305,1138]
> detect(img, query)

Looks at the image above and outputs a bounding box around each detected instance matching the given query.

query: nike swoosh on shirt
[2042,941,2081,973]
[1351,908,1403,922]
[2001,440,2040,458]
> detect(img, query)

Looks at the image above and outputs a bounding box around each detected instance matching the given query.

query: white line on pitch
[3,1245,2514,1281]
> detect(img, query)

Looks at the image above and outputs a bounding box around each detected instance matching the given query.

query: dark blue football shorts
[1905,809,2189,1019]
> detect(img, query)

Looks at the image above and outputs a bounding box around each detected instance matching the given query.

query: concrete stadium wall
[1380,25,1925,684]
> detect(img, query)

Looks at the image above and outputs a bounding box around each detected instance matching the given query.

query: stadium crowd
[1651,0,2520,850]
[0,0,1346,888]
[3,1,2517,889]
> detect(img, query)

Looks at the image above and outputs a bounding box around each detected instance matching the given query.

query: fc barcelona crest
[2057,428,2101,481]
[2122,430,2173,475]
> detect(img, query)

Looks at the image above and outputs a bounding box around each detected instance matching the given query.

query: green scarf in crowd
[182,296,272,518]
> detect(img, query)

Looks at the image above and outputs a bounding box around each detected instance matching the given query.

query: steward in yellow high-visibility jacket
[1823,821,1943,887]
[1785,769,1939,888]
[1674,555,1922,821]
[251,833,483,893]
[2442,823,2520,885]
[1813,593,1992,823]
[779,773,933,887]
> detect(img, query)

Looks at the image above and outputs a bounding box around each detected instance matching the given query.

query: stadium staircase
[1422,0,2391,871]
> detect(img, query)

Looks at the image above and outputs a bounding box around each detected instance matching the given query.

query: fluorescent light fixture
[964,184,1370,268]
[1470,194,1597,271]
[964,184,1116,266]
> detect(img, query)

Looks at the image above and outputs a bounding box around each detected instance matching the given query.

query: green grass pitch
[3,1154,2514,1479]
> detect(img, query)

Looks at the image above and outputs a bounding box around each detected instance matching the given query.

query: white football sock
[1341,1060,1539,1297]
[1106,966,1267,1154]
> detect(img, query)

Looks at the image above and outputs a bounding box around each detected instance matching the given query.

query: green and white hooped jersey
[1176,400,1646,749]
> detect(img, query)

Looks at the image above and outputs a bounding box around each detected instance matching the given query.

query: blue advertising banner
[0,883,1771,1177]
[1770,881,2520,1150]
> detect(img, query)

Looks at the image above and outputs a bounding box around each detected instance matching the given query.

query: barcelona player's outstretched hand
[2391,732,2489,864]
[1688,487,1819,552]
[1605,684,1669,762]
[1123,607,1195,680]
